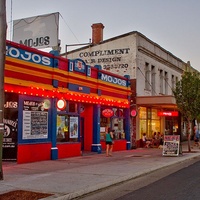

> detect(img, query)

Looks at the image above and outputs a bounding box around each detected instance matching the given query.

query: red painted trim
[57,143,81,159]
[17,143,51,164]
[101,140,127,151]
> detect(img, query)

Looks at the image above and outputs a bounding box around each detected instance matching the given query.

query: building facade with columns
[66,23,196,147]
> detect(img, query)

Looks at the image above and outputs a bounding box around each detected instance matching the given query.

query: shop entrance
[80,117,84,150]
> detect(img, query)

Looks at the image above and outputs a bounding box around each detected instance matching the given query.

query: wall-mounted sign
[100,73,126,87]
[56,99,67,110]
[131,109,137,117]
[157,111,178,117]
[22,100,48,139]
[74,59,86,73]
[102,109,114,118]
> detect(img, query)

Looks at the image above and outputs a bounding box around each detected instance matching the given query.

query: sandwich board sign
[162,135,180,156]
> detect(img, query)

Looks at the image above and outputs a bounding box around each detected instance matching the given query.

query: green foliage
[172,71,200,122]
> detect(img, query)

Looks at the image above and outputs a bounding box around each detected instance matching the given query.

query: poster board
[22,100,49,139]
[162,135,180,156]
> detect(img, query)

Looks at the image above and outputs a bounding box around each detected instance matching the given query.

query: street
[78,156,200,200]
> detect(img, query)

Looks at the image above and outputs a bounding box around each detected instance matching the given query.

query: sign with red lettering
[157,111,178,117]
[102,109,114,118]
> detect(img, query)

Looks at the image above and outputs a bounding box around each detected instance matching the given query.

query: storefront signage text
[101,73,126,86]
[79,48,130,71]
[102,109,114,118]
[6,45,52,66]
[163,135,180,157]
[157,111,178,117]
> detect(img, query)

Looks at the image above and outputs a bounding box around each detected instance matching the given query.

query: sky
[5,0,200,70]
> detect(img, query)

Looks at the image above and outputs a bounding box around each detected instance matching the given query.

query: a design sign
[102,109,114,118]
[157,111,178,117]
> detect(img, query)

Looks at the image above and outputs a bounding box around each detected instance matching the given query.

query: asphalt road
[77,156,200,200]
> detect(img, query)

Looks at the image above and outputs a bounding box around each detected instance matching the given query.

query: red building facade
[3,41,131,163]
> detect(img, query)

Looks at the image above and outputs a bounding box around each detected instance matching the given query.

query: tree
[172,71,200,152]
[0,0,7,180]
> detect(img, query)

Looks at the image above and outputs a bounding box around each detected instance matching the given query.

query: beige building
[64,23,195,147]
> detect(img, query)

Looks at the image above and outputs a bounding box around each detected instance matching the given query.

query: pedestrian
[105,127,114,156]
[194,126,200,147]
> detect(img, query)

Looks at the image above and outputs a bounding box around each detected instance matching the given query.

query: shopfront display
[139,107,161,139]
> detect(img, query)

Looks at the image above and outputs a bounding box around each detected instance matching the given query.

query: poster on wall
[56,115,68,141]
[162,135,180,156]
[3,93,18,160]
[22,100,49,139]
[69,117,78,138]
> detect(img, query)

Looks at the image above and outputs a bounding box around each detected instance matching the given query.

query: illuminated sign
[131,109,137,117]
[102,109,114,118]
[157,111,178,117]
[56,99,67,110]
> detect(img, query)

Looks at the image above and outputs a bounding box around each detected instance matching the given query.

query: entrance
[80,117,84,150]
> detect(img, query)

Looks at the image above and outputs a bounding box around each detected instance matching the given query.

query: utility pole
[0,0,7,180]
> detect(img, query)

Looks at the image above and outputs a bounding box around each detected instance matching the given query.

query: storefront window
[139,107,161,139]
[69,102,78,113]
[111,117,125,139]
[56,115,79,142]
[165,116,178,135]
[100,107,125,141]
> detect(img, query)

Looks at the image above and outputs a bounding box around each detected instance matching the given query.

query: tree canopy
[173,71,200,123]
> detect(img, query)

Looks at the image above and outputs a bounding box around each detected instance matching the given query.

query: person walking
[105,127,114,156]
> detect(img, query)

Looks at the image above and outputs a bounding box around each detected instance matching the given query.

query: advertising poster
[70,117,78,138]
[3,93,18,160]
[22,100,50,139]
[163,135,180,156]
[56,115,67,141]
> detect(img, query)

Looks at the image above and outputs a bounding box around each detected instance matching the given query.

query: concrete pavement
[1,141,200,200]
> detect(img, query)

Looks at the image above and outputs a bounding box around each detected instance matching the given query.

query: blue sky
[6,0,200,70]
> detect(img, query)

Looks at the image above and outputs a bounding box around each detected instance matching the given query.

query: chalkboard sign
[22,100,49,139]
[163,135,180,156]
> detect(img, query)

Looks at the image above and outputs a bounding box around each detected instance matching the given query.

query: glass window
[68,102,78,113]
[139,107,146,119]
[111,118,125,139]
[139,107,160,138]
[56,114,78,142]
[100,107,125,140]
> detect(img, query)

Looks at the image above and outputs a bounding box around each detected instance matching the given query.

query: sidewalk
[1,141,200,200]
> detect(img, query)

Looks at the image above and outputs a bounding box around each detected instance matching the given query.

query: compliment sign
[163,135,180,156]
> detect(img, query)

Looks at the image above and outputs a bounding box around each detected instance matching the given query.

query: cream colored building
[65,23,195,146]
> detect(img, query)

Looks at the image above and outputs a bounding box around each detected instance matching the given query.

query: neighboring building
[66,23,196,146]
[4,40,131,163]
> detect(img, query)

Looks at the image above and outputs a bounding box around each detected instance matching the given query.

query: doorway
[80,117,84,150]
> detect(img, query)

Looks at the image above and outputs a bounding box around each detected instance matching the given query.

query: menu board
[162,135,180,156]
[22,100,49,139]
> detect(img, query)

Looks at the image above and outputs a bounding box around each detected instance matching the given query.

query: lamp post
[0,0,7,180]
